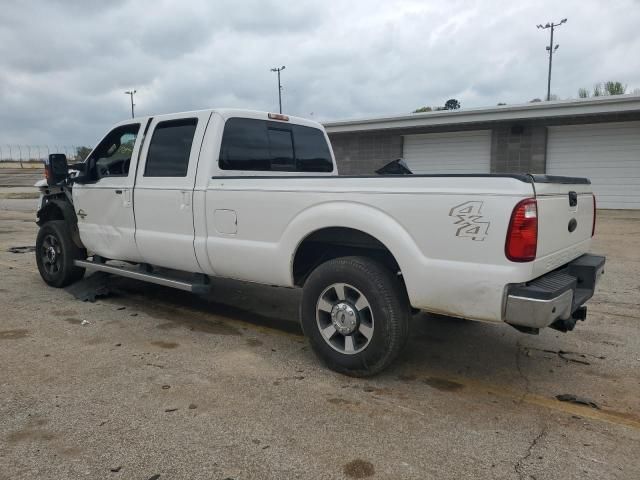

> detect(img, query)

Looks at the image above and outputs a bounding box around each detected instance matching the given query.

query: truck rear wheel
[300,256,410,376]
[36,220,85,288]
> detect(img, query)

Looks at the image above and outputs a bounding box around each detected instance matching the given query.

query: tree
[444,98,461,110]
[593,83,604,97]
[589,81,627,97]
[76,146,92,161]
[497,102,507,106]
[578,88,590,98]
[412,106,432,113]
[604,81,626,95]
[529,98,542,103]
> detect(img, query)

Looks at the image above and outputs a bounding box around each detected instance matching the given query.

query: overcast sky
[1,0,639,149]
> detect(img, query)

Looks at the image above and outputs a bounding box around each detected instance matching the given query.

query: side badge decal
[449,201,490,241]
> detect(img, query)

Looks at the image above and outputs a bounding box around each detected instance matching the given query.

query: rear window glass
[219,118,333,172]
[144,118,198,177]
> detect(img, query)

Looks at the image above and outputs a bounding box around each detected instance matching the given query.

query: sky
[1,0,639,150]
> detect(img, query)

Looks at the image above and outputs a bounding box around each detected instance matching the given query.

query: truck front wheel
[36,220,85,288]
[300,256,410,376]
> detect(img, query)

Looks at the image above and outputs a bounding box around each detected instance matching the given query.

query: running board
[74,260,210,294]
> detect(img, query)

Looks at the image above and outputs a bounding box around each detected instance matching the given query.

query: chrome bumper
[504,254,605,330]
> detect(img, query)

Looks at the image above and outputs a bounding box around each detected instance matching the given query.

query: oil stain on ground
[52,309,78,317]
[327,397,360,406]
[150,341,179,349]
[63,318,82,325]
[343,459,375,478]
[423,377,464,392]
[156,319,240,336]
[0,329,29,340]
[7,429,55,443]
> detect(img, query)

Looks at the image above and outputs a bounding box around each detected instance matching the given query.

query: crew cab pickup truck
[35,108,605,376]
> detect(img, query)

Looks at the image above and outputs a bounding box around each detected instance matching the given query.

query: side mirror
[44,154,69,185]
[70,157,96,184]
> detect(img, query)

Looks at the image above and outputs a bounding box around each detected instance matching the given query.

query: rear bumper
[504,254,605,330]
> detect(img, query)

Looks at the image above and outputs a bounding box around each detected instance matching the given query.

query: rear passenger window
[219,118,333,172]
[144,118,198,177]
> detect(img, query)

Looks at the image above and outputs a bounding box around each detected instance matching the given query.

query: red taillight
[592,194,597,237]
[505,198,538,262]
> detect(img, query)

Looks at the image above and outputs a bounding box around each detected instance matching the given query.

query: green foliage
[578,88,590,98]
[593,83,603,97]
[413,98,461,113]
[444,98,461,110]
[587,81,627,98]
[604,81,626,95]
[76,146,92,161]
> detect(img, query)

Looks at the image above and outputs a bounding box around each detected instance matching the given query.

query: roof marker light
[268,113,289,121]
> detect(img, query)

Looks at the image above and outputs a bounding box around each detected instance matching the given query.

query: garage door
[547,122,640,209]
[403,130,491,174]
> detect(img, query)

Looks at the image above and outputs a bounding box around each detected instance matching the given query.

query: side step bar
[74,260,210,294]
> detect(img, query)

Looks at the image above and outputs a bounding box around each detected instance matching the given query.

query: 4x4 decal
[449,201,490,241]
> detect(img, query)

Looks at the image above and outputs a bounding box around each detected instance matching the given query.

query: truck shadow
[108,275,304,336]
[102,274,578,386]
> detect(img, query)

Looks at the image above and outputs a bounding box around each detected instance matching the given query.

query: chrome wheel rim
[41,234,62,275]
[316,282,374,355]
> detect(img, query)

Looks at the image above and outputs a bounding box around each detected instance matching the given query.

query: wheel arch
[285,201,422,290]
[37,198,84,249]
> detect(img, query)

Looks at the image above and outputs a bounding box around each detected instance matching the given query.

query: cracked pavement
[1,171,639,479]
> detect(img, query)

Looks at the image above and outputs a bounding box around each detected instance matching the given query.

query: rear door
[532,178,594,276]
[134,112,211,272]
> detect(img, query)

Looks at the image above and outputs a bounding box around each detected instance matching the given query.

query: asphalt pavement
[0,171,639,479]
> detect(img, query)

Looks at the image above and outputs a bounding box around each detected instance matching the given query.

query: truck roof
[112,108,325,131]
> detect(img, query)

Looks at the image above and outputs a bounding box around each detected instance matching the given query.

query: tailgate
[531,175,594,276]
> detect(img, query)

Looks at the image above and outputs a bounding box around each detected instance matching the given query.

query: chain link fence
[0,145,84,167]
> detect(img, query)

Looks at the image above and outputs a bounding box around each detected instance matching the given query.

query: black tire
[300,256,410,377]
[36,220,85,288]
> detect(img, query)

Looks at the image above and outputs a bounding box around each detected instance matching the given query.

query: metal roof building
[324,95,640,209]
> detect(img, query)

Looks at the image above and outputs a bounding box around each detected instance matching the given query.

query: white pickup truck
[35,109,605,376]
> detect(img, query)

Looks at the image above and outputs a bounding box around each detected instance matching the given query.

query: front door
[133,112,211,272]
[73,122,144,262]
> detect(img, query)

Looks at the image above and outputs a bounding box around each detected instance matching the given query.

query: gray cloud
[1,0,639,148]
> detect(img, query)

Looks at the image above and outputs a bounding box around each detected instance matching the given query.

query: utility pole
[270,66,286,113]
[124,89,137,118]
[537,19,567,101]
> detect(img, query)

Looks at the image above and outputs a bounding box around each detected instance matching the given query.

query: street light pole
[537,19,567,101]
[270,66,286,113]
[124,89,137,118]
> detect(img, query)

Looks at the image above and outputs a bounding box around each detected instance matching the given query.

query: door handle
[115,189,123,194]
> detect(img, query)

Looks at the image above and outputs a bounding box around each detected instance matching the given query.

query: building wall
[327,111,640,175]
[490,125,547,174]
[329,131,403,174]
